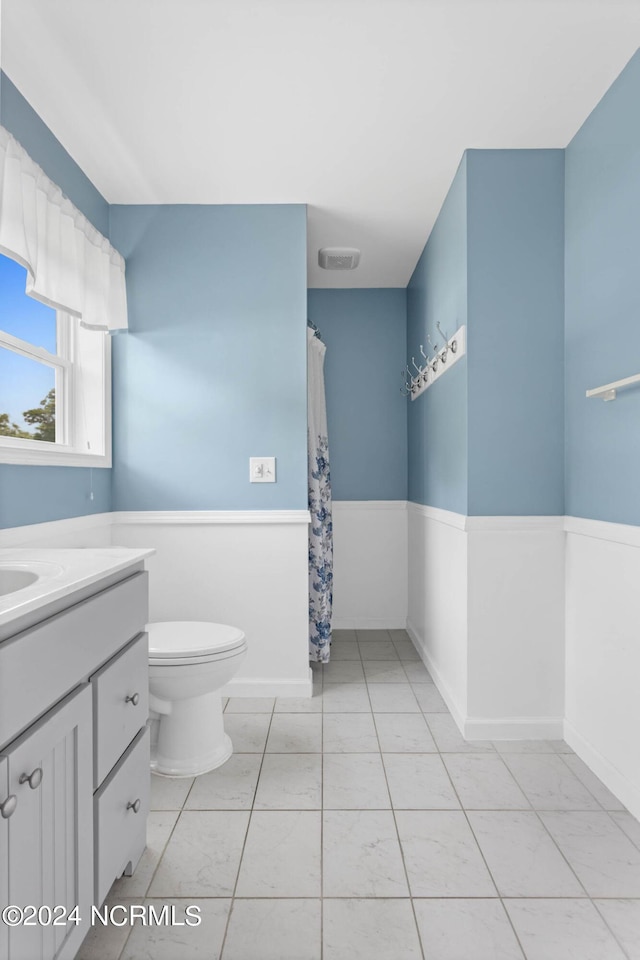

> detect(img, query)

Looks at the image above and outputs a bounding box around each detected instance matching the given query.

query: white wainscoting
[564,517,640,820]
[407,504,468,730]
[332,501,407,630]
[0,510,311,699]
[110,512,312,698]
[4,506,640,817]
[407,505,565,740]
[466,516,565,739]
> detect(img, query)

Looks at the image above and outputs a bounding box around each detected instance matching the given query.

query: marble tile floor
[80,628,640,960]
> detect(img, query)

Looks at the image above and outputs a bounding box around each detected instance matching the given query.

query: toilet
[147,620,247,777]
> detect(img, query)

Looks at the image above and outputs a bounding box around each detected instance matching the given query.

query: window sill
[0,446,111,468]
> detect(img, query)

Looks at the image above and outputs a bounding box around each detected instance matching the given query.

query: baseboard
[564,719,640,821]
[221,671,313,699]
[405,619,466,733]
[333,618,407,630]
[465,716,564,740]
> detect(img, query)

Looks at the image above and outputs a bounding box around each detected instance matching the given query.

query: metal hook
[419,344,428,361]
[435,322,450,363]
[436,321,450,346]
[411,357,422,375]
[427,334,442,363]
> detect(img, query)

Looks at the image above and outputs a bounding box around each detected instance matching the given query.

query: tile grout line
[426,704,637,958]
[556,751,628,818]
[428,729,530,960]
[112,774,190,960]
[426,698,638,957]
[602,810,640,853]
[217,698,276,959]
[589,899,635,960]
[367,627,427,960]
[526,804,634,953]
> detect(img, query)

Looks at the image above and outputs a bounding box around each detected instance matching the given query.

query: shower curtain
[308,325,333,663]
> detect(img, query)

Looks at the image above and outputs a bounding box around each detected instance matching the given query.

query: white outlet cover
[249,457,276,483]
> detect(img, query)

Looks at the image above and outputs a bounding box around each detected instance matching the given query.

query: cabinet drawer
[93,634,149,788]
[0,572,148,749]
[95,726,150,906]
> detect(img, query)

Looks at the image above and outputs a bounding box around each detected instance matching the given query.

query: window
[0,254,111,466]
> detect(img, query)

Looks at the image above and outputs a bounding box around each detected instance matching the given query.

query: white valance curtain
[0,125,127,332]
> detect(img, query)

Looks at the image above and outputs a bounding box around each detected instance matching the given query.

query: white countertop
[0,547,154,628]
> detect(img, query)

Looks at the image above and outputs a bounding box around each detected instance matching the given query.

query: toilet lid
[146,621,245,659]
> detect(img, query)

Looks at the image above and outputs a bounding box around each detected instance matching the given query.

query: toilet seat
[147,620,246,666]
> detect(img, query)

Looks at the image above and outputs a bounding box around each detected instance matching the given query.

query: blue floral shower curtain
[308,325,333,663]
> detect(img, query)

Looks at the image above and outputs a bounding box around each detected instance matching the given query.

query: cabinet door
[3,684,93,960]
[0,756,9,960]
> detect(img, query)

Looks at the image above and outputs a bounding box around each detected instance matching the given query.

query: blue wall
[466,149,565,516]
[109,204,308,510]
[0,74,112,528]
[565,50,640,526]
[308,289,407,500]
[0,466,111,528]
[406,150,565,517]
[5,50,640,527]
[407,155,468,513]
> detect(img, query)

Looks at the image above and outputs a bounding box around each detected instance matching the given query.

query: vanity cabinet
[0,567,150,960]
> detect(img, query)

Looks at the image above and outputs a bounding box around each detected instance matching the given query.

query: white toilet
[147,620,247,777]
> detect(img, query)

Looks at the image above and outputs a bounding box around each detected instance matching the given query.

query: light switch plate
[250,457,276,483]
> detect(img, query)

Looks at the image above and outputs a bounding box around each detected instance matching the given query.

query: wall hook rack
[401,325,466,400]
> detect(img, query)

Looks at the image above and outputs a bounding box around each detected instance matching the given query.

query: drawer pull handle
[0,795,17,819]
[19,767,43,790]
[127,799,141,814]
[125,693,140,706]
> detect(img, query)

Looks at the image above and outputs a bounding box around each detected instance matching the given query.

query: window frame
[0,313,112,468]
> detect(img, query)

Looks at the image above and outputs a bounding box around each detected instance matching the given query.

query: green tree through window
[0,389,55,442]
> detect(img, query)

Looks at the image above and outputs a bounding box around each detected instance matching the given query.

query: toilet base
[150,691,233,777]
[151,733,233,777]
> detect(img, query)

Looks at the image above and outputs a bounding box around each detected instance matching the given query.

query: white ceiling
[2,0,640,288]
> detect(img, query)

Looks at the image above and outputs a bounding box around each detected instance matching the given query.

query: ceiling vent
[318,247,361,270]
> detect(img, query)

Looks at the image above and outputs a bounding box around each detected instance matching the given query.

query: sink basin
[0,569,39,596]
[0,561,64,598]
